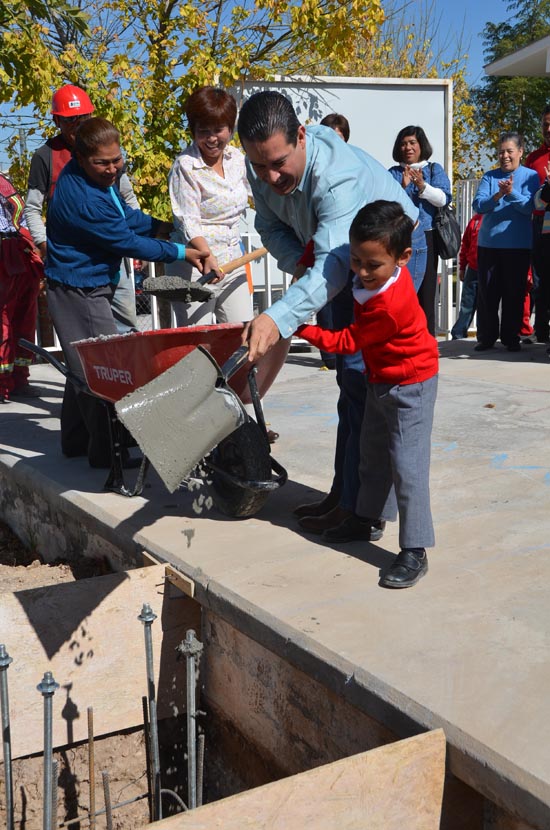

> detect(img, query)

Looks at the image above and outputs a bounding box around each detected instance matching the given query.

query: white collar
[352,266,401,305]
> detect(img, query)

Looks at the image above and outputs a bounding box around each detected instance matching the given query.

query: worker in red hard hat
[24,84,140,334]
[24,85,95,261]
[50,84,95,153]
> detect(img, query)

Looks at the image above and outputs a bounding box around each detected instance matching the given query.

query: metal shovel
[114,345,250,492]
[142,247,267,303]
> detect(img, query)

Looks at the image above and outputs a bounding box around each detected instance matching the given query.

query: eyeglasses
[58,114,92,125]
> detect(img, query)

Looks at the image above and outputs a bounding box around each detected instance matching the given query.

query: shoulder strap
[48,135,73,200]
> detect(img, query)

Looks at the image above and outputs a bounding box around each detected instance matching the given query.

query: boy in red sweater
[297,201,439,588]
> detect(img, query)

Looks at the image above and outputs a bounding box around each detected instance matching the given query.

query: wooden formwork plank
[147,729,446,830]
[0,565,200,759]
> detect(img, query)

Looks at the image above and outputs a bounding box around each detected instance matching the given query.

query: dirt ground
[0,521,154,829]
[0,520,111,594]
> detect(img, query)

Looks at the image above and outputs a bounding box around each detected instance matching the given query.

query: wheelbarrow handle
[220,345,250,382]
[18,338,88,392]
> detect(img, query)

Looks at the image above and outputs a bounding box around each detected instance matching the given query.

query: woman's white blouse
[168,142,251,268]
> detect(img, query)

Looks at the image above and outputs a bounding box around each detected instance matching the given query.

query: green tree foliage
[472,0,550,156]
[1,0,384,212]
[0,0,87,90]
[0,0,86,38]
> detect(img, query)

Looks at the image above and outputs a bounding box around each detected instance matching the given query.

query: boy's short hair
[350,201,413,257]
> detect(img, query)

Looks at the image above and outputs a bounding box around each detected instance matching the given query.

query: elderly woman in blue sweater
[472,132,539,352]
[46,117,207,467]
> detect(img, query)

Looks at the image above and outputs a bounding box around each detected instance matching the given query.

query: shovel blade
[115,347,245,492]
[142,275,214,303]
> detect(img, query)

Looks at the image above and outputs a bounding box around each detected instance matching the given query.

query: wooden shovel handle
[200,246,268,285]
[220,246,268,275]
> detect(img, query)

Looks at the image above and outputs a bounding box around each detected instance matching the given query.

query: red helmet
[51,85,95,117]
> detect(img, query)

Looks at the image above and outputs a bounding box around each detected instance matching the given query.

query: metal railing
[37,184,481,351]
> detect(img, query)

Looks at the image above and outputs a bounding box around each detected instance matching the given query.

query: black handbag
[432,203,461,260]
[427,163,461,260]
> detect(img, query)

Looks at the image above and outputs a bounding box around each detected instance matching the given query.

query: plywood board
[0,565,200,758]
[149,729,446,830]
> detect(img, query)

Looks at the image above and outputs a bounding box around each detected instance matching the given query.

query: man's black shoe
[323,514,385,543]
[293,490,339,519]
[379,548,428,589]
[299,506,352,535]
[474,342,493,352]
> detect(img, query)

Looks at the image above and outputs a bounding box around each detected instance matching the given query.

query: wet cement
[142,275,214,303]
[115,347,245,492]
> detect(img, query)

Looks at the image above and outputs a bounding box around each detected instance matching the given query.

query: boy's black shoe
[379,548,428,589]
[323,514,385,543]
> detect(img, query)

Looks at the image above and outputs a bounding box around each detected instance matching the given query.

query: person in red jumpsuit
[0,174,43,401]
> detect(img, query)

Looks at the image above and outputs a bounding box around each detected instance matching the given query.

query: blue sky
[0,0,520,169]
[437,0,511,85]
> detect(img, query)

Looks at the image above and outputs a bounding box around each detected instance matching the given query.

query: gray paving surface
[2,337,550,819]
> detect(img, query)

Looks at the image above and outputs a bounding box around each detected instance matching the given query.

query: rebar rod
[87,707,95,830]
[177,630,203,810]
[196,733,205,808]
[37,671,59,830]
[160,788,187,812]
[0,645,14,830]
[187,652,197,810]
[57,793,149,827]
[51,760,58,828]
[138,603,162,820]
[101,771,113,830]
[142,695,153,823]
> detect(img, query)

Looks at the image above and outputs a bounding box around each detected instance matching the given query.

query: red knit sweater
[458,214,482,273]
[297,267,439,386]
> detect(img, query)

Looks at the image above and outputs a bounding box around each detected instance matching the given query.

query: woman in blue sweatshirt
[472,132,539,352]
[45,117,207,467]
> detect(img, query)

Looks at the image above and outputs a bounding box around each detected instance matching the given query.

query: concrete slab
[1,338,550,825]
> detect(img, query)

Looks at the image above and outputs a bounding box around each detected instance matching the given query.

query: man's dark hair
[392,125,433,162]
[542,105,550,118]
[237,91,300,145]
[320,113,350,142]
[350,201,413,258]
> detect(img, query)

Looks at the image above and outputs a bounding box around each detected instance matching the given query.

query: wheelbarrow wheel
[205,420,272,518]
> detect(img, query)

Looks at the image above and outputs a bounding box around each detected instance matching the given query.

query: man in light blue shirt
[237,91,422,540]
[237,91,421,360]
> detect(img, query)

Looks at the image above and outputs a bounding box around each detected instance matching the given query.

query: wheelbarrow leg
[103,401,150,497]
[246,367,270,446]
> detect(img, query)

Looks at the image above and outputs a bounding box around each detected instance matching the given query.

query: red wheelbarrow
[21,323,288,518]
